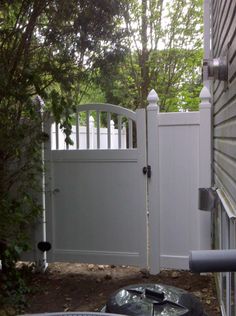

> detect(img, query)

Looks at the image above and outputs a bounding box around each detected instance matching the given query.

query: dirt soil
[19,263,222,316]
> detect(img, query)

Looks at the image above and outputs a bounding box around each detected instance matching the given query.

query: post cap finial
[147,89,160,111]
[147,89,159,105]
[200,86,211,100]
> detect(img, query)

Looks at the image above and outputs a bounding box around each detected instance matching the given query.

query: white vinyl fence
[158,113,204,269]
[24,86,212,273]
[157,87,211,269]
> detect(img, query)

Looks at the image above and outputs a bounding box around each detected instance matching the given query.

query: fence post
[147,89,160,274]
[199,86,212,249]
[34,96,49,271]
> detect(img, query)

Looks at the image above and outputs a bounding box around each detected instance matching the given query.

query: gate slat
[86,111,90,149]
[107,112,111,149]
[97,111,100,149]
[129,119,133,149]
[76,110,79,149]
[56,123,59,150]
[118,115,122,149]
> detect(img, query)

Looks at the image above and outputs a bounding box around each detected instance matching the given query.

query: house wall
[209,1,236,315]
[212,0,236,207]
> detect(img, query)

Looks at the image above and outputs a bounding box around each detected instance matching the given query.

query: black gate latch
[143,165,151,178]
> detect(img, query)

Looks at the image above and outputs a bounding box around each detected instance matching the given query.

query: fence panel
[158,112,201,269]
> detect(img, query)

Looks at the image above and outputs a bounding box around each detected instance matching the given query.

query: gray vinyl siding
[212,0,236,205]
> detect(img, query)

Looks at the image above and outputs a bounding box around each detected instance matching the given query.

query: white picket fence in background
[51,116,127,150]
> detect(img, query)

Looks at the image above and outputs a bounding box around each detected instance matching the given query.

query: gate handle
[143,165,151,178]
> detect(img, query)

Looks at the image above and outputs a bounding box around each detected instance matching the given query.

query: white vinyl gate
[43,97,160,273]
[24,88,211,273]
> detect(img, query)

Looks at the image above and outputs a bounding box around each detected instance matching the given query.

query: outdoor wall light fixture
[203,56,228,81]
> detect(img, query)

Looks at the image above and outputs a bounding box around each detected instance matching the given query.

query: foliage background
[0,0,126,310]
[97,0,203,111]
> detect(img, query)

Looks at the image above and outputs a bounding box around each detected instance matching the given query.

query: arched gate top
[77,103,136,121]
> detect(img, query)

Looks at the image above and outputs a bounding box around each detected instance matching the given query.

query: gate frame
[34,95,160,274]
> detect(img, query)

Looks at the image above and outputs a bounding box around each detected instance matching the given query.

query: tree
[0,0,125,309]
[98,0,203,111]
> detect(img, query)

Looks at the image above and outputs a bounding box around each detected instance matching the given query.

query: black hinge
[143,165,151,178]
[37,241,51,252]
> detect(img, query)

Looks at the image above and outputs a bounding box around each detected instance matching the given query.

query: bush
[0,96,44,312]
